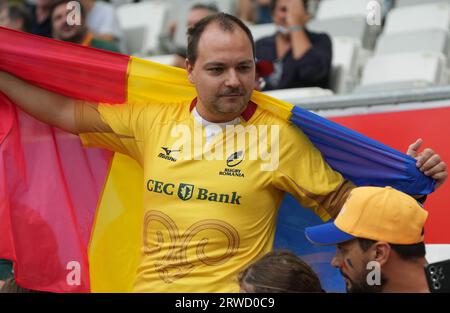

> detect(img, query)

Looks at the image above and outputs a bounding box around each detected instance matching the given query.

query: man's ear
[371,241,391,266]
[186,59,195,84]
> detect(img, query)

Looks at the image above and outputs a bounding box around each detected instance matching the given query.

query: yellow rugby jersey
[75,99,353,292]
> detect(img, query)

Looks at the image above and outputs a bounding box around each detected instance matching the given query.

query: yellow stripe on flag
[88,153,143,292]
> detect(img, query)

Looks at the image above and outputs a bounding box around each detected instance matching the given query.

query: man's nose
[225,69,240,88]
[331,255,341,268]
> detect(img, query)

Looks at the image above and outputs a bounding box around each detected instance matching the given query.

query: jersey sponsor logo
[143,210,240,283]
[197,189,242,205]
[220,151,245,178]
[178,183,194,201]
[147,179,242,205]
[158,147,181,162]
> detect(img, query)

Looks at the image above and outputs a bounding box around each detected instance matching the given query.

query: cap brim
[305,221,355,246]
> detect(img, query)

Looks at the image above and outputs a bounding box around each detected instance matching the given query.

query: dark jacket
[28,5,52,38]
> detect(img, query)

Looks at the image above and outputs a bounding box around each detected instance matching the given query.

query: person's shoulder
[131,98,192,120]
[97,99,191,128]
[253,104,309,140]
[255,34,276,47]
[252,105,292,129]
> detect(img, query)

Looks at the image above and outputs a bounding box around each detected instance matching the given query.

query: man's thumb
[407,138,423,158]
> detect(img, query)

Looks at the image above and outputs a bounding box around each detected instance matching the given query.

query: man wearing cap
[305,186,431,293]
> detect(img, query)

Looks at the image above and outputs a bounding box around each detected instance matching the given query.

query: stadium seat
[263,87,334,102]
[395,0,450,8]
[330,36,361,94]
[109,0,134,6]
[375,29,450,59]
[116,1,170,55]
[384,2,450,35]
[307,16,375,49]
[355,51,448,93]
[248,23,277,42]
[316,0,377,20]
[312,0,388,49]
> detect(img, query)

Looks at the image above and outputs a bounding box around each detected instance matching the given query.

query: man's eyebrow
[203,62,225,68]
[203,60,254,67]
[238,60,254,66]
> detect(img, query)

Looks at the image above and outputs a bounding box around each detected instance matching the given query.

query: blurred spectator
[238,250,324,293]
[255,0,332,90]
[0,277,44,293]
[0,2,32,32]
[306,186,431,293]
[0,259,13,290]
[79,0,123,47]
[172,3,219,69]
[27,0,53,37]
[238,0,273,24]
[51,0,119,52]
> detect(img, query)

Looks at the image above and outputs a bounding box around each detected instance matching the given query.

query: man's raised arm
[0,71,95,135]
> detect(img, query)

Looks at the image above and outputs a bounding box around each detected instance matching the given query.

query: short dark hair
[190,3,219,13]
[49,0,85,20]
[2,3,32,32]
[187,13,255,65]
[357,237,426,260]
[238,250,324,293]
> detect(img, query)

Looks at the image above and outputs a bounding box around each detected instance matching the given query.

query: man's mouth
[340,269,351,281]
[219,92,244,97]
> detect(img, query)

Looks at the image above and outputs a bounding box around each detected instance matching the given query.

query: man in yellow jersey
[0,13,447,292]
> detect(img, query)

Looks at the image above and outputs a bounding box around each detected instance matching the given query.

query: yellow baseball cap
[305,186,429,245]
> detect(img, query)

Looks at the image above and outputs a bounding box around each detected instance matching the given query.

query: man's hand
[286,0,309,27]
[407,138,448,189]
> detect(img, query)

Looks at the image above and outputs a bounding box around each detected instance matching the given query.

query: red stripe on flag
[0,27,127,292]
[0,26,129,103]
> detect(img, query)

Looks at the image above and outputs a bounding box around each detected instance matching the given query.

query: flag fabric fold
[0,27,434,292]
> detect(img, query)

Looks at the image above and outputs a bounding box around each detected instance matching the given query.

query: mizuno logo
[158,147,181,162]
[162,147,181,156]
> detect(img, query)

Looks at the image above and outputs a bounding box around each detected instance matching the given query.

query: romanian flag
[0,27,435,292]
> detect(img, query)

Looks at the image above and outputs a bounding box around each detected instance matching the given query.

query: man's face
[51,3,83,41]
[0,8,23,31]
[0,8,11,28]
[187,8,213,29]
[272,0,289,28]
[37,0,53,8]
[332,239,385,293]
[186,23,255,122]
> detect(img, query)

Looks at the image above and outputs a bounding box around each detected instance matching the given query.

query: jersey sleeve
[272,122,355,221]
[74,100,160,164]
